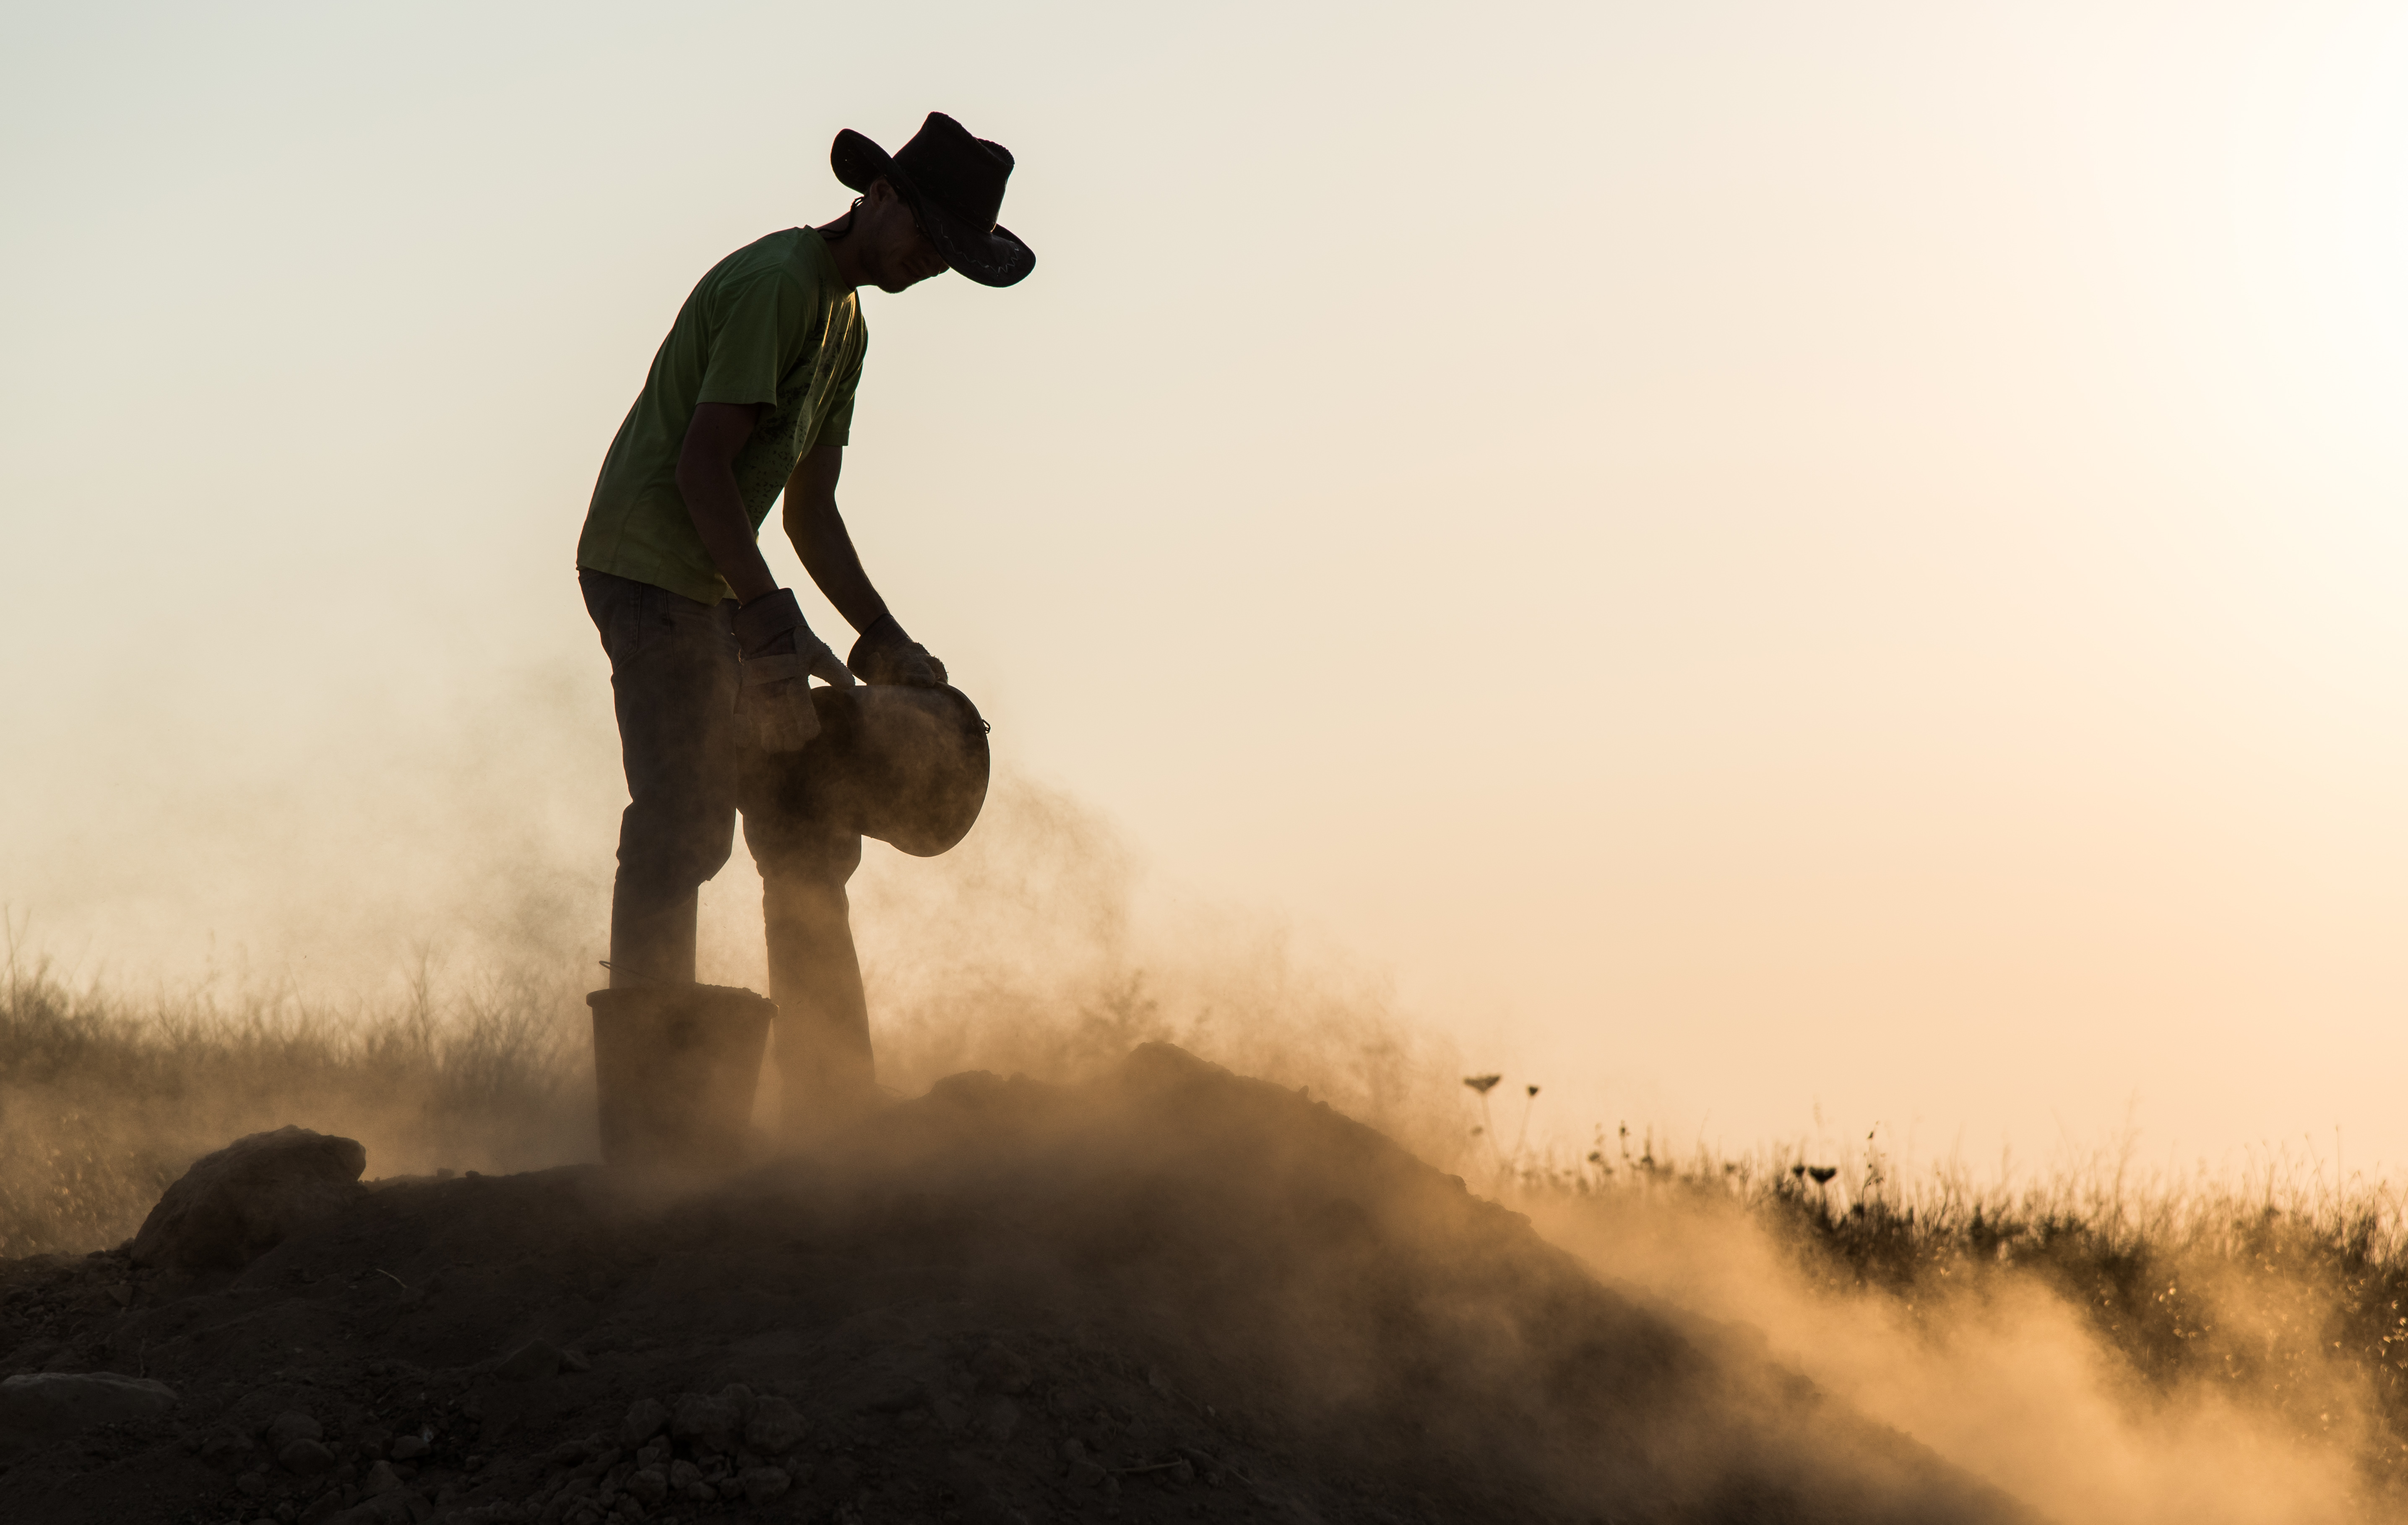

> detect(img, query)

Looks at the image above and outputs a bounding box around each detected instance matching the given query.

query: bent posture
[574,112,1033,1128]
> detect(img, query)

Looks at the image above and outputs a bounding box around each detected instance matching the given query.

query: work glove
[732,588,853,752]
[847,612,948,687]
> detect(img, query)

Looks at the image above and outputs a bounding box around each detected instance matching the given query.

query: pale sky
[3,1,2405,1174]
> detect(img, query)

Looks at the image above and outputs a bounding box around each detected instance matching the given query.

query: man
[575,112,1032,1129]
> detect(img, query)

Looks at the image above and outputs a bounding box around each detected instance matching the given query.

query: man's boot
[586,984,775,1169]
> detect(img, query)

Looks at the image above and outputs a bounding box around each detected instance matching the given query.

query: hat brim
[831,128,1035,289]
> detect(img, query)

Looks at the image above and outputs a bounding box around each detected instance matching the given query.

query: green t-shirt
[577,228,865,604]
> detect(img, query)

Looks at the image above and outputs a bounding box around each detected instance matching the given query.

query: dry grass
[1505,1120,2408,1504]
[0,943,590,1257]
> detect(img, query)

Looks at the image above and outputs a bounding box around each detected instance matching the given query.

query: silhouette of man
[574,113,1032,1129]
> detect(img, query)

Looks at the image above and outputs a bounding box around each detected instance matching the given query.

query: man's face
[859,180,948,293]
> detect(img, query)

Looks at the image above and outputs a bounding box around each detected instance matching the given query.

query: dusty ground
[0,1046,2042,1525]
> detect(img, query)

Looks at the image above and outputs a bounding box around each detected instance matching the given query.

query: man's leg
[764,837,876,1127]
[582,570,741,988]
[738,763,875,1129]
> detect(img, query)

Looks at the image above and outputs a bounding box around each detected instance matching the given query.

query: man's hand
[733,588,854,752]
[848,612,948,687]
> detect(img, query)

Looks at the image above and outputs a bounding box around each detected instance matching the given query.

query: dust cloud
[842,786,2404,1522]
[1,669,2395,1521]
[831,776,1463,1161]
[1527,1182,2383,1525]
[848,787,2402,1521]
[0,750,1466,1253]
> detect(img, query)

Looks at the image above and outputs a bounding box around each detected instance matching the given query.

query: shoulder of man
[697,232,843,327]
[712,228,840,288]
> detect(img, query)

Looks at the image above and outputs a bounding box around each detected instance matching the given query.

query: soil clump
[0,1044,2040,1524]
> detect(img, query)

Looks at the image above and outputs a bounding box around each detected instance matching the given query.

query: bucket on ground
[586,985,775,1169]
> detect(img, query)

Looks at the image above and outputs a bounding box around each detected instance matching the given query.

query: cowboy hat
[831,112,1035,289]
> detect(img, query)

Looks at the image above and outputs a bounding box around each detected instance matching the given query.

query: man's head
[826,114,1034,291]
[828,178,948,294]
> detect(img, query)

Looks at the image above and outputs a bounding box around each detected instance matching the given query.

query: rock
[236,1469,270,1496]
[268,1411,324,1451]
[669,1391,739,1454]
[1063,1439,1111,1486]
[739,1467,790,1504]
[329,1496,421,1525]
[192,1424,258,1462]
[667,1455,715,1504]
[559,1347,593,1374]
[717,1382,756,1423]
[625,1468,667,1506]
[1061,1434,1109,1486]
[979,1398,1020,1443]
[389,1434,428,1461]
[0,1370,178,1447]
[280,1438,339,1476]
[971,1342,1033,1395]
[363,1460,404,1495]
[495,1340,561,1382]
[542,1478,595,1523]
[129,1127,368,1271]
[620,1397,669,1447]
[742,1395,805,1455]
[928,1390,968,1434]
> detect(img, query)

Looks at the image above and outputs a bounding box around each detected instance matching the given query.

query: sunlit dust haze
[4,0,2406,1185]
[1535,1192,2382,1525]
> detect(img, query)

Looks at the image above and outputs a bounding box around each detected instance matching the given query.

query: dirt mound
[0,1045,2039,1525]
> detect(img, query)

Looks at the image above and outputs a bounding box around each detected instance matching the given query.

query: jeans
[581,568,873,1119]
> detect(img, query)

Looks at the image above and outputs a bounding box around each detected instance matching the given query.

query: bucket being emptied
[586,984,775,1169]
[741,683,991,858]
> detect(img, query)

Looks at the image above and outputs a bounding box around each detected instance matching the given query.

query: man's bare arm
[675,402,778,606]
[781,445,890,634]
